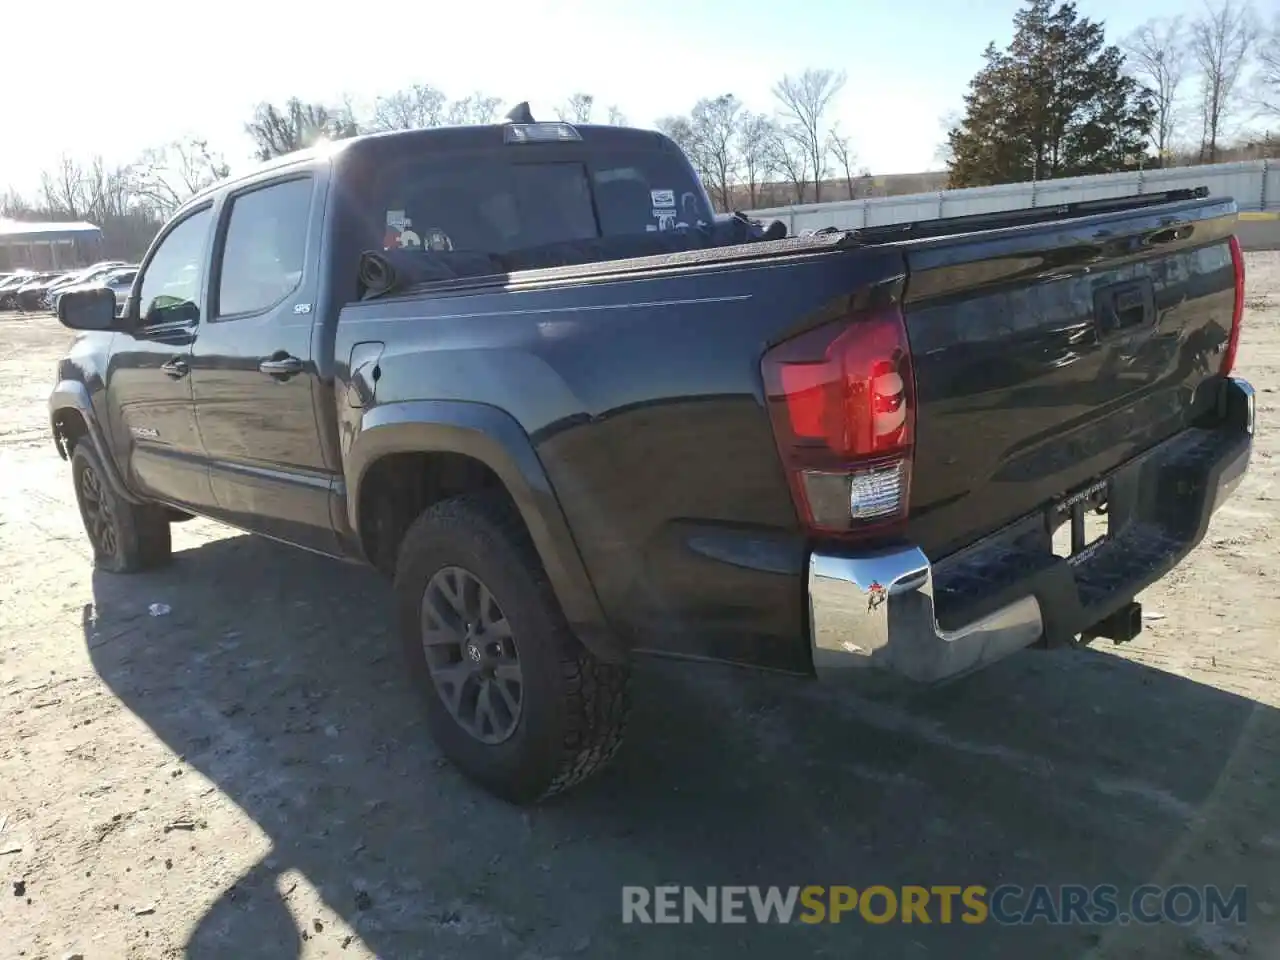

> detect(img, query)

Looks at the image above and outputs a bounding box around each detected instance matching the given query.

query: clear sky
[0,0,1221,197]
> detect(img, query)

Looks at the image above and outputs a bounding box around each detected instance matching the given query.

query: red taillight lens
[1222,234,1245,376]
[762,303,915,538]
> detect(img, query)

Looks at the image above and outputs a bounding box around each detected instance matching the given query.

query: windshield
[354,149,712,258]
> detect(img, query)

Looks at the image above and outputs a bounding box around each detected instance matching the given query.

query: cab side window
[137,207,212,325]
[217,178,312,318]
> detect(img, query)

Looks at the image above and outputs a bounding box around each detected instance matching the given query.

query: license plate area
[1049,479,1110,566]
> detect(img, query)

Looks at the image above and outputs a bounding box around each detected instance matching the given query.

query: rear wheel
[394,493,629,803]
[71,443,171,572]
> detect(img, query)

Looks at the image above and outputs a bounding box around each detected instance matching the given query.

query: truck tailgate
[900,197,1239,560]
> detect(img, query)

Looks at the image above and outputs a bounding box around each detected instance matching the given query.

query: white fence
[744,159,1279,234]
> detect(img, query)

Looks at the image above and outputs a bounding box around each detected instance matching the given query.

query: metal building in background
[0,220,104,270]
[745,159,1279,236]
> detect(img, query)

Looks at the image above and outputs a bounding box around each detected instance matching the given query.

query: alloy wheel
[78,463,118,558]
[420,565,523,744]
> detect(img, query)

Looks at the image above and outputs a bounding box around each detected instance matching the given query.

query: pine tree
[948,0,1154,187]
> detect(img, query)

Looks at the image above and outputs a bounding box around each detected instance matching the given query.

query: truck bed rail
[846,187,1214,246]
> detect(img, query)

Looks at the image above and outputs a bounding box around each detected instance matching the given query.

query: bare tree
[606,105,627,126]
[337,92,367,129]
[657,115,713,203]
[5,151,188,261]
[767,127,810,205]
[737,113,777,209]
[445,93,503,125]
[656,100,742,211]
[1190,0,1259,163]
[1125,17,1190,163]
[371,84,447,131]
[772,68,847,202]
[82,156,136,223]
[0,189,34,218]
[656,115,697,156]
[690,95,742,211]
[40,155,88,218]
[329,100,362,140]
[129,137,230,215]
[246,99,353,160]
[557,93,595,123]
[1259,13,1280,115]
[827,126,859,200]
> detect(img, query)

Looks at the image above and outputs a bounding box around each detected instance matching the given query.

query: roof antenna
[504,102,535,124]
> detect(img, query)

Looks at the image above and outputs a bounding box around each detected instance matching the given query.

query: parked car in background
[0,271,38,308]
[46,261,125,289]
[12,272,68,311]
[45,262,130,311]
[54,261,129,287]
[102,267,138,311]
[52,267,137,314]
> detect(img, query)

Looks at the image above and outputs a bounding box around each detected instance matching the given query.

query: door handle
[161,357,189,379]
[259,355,304,379]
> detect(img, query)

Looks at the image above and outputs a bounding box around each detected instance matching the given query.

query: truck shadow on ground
[84,533,1277,959]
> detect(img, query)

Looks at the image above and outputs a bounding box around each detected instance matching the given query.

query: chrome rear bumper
[808,376,1255,684]
[809,549,1044,683]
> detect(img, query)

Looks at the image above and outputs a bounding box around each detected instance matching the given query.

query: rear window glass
[591,164,709,236]
[362,152,712,257]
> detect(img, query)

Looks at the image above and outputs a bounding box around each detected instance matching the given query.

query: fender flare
[345,400,625,663]
[48,380,144,504]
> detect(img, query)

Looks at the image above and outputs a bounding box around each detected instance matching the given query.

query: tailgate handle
[1148,224,1194,245]
[1094,280,1155,338]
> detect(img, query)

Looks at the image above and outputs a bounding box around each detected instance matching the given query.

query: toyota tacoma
[50,110,1254,803]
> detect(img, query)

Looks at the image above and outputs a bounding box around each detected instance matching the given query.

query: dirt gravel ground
[1,256,1278,960]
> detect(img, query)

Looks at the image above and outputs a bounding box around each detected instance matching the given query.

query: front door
[189,175,339,554]
[104,206,216,511]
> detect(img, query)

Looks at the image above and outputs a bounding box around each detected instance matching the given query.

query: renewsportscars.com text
[621,884,1248,926]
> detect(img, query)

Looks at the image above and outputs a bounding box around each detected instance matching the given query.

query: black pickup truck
[50,113,1254,803]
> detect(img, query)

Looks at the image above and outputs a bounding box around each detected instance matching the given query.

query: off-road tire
[394,492,629,803]
[70,443,172,573]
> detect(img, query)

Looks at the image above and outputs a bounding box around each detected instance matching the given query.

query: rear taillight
[1222,234,1245,376]
[762,302,915,539]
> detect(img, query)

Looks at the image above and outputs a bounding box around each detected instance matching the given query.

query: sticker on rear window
[384,210,412,249]
[655,211,681,231]
[651,189,675,208]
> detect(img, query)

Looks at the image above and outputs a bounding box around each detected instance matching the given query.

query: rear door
[189,174,339,553]
[900,198,1238,560]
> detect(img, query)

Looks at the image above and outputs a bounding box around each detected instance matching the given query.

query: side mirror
[57,287,120,331]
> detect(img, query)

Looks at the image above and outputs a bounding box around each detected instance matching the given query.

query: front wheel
[71,443,172,572]
[394,493,629,804]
